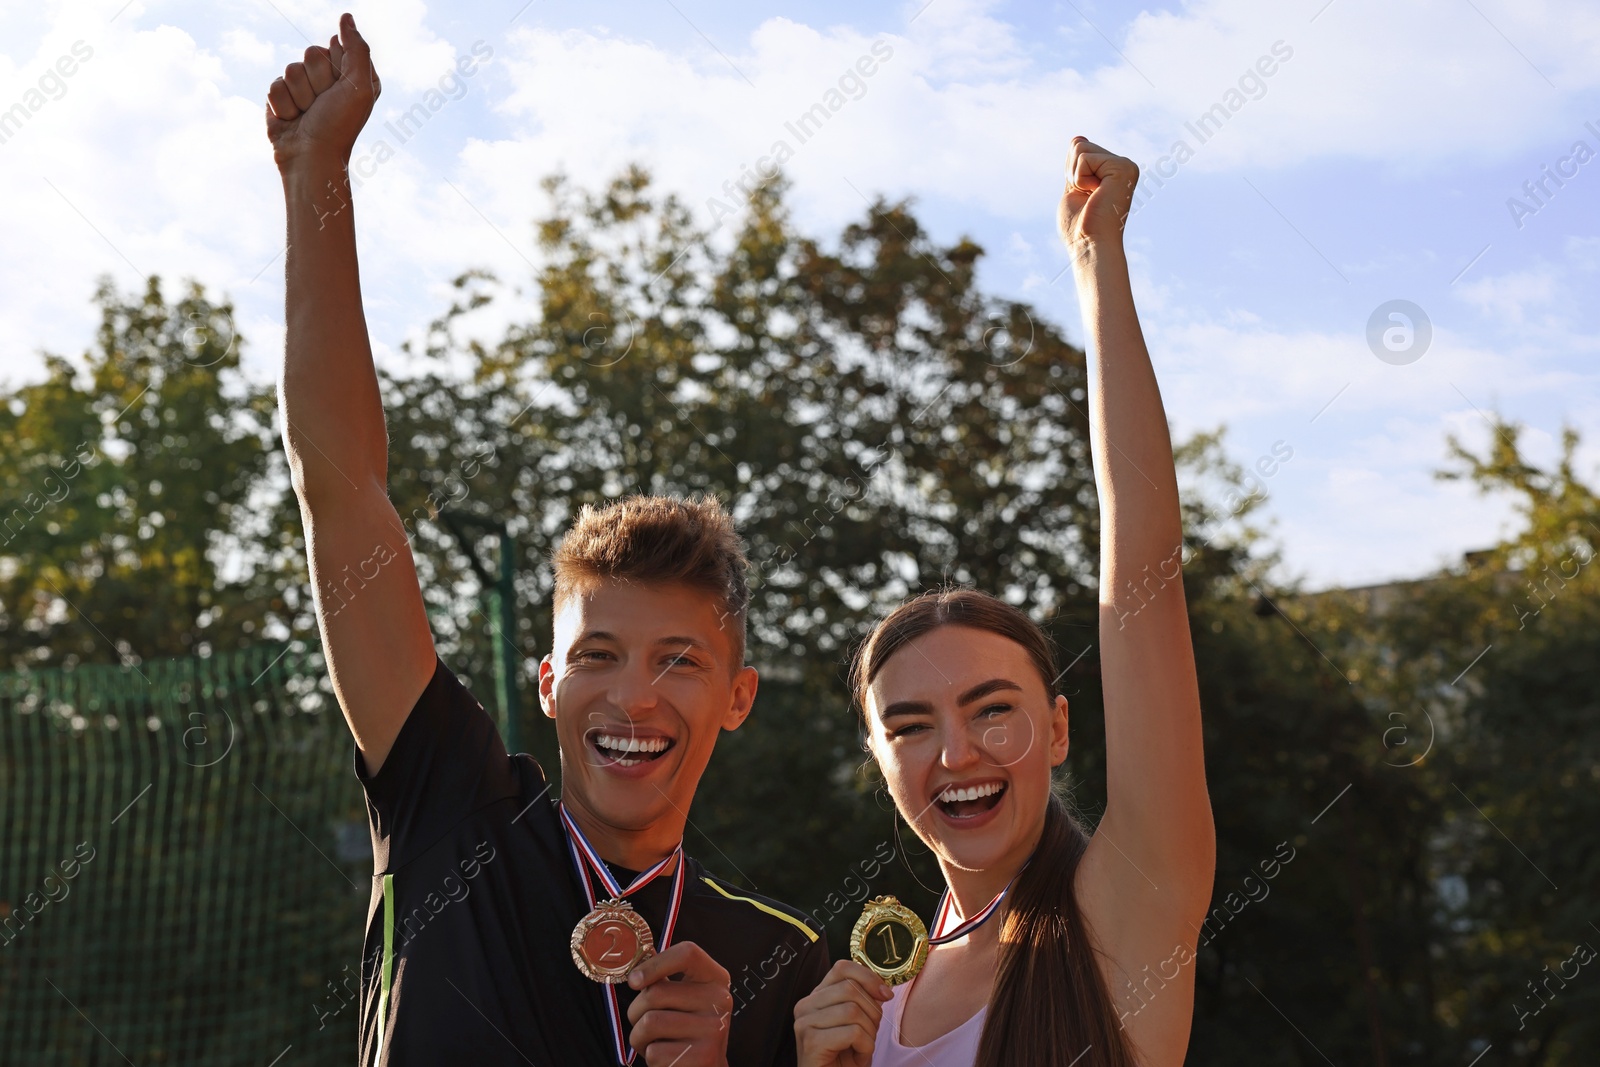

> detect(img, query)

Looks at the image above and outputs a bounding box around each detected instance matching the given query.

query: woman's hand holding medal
[795,888,1013,1064]
[792,959,894,1067]
[623,941,734,1066]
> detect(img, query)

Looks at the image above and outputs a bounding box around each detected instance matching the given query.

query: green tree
[1241,416,1600,1065]
[0,275,305,672]
[1439,423,1600,1066]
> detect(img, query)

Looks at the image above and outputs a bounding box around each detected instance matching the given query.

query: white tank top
[871,978,987,1067]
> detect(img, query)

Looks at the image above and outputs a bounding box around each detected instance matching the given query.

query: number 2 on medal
[600,926,624,961]
[875,923,902,965]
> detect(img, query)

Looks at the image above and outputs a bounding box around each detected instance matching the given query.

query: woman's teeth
[936,781,1006,818]
[592,733,671,766]
[937,782,1004,803]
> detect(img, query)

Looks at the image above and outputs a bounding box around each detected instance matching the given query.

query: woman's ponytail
[975,794,1138,1067]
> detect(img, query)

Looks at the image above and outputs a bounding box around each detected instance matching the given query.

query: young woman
[793,138,1215,1067]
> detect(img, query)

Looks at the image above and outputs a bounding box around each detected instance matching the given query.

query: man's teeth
[594,734,670,755]
[938,782,1005,804]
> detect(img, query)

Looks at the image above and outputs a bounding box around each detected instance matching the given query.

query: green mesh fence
[0,643,371,1066]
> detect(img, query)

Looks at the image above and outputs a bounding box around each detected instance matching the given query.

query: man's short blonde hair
[552,495,750,668]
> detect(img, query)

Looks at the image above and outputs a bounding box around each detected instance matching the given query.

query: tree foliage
[0,276,304,671]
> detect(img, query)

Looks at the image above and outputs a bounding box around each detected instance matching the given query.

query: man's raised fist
[266,12,381,170]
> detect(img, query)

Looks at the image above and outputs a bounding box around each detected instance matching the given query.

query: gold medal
[850,895,929,985]
[570,897,656,983]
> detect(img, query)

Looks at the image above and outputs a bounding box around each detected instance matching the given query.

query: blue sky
[1,0,1596,591]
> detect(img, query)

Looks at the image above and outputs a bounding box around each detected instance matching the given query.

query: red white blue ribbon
[928,868,1023,946]
[559,803,686,1065]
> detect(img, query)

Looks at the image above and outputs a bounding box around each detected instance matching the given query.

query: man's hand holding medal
[568,885,734,1066]
[622,941,735,1067]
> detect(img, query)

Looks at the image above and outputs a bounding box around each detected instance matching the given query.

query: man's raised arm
[267,13,436,776]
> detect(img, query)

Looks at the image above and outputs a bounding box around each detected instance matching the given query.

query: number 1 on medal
[876,923,902,965]
[850,896,928,985]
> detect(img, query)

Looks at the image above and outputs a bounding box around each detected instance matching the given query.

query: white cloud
[450,0,1600,249]
[218,27,273,69]
[1451,238,1600,352]
[897,0,1027,81]
[242,0,459,93]
[1114,0,1600,176]
[0,16,282,385]
[1455,265,1559,323]
[1270,465,1515,590]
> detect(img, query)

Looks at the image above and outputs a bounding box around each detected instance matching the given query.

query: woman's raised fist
[1057,135,1139,251]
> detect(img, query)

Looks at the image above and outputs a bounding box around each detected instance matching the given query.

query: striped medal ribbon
[928,866,1024,946]
[559,803,687,1065]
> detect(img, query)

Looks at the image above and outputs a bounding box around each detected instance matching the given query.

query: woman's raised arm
[1061,136,1216,1058]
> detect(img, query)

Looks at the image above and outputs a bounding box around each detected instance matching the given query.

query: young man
[266,15,828,1065]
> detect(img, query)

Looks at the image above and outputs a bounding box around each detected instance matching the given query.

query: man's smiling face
[539,578,758,850]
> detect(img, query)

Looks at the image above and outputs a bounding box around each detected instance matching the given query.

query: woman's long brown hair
[849,588,1139,1067]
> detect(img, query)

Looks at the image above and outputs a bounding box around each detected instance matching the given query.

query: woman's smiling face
[865,624,1070,875]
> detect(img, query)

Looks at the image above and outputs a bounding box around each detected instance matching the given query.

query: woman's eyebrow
[957,678,1024,705]
[879,678,1025,719]
[880,699,934,720]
